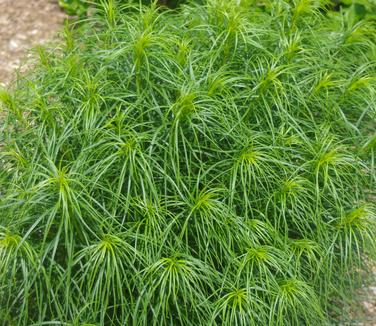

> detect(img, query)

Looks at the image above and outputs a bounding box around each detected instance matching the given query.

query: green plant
[339,0,376,21]
[58,0,191,16]
[59,0,90,16]
[57,0,376,18]
[1,0,375,324]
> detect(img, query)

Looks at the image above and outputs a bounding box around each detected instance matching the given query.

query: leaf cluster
[0,0,375,324]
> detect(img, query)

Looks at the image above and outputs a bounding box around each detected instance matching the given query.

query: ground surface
[0,0,375,324]
[339,264,376,325]
[0,0,65,86]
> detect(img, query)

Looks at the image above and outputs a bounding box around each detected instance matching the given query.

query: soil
[340,263,376,326]
[0,0,66,86]
[0,0,375,324]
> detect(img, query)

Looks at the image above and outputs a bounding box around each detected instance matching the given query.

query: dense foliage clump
[58,0,376,20]
[0,0,375,324]
[58,0,189,15]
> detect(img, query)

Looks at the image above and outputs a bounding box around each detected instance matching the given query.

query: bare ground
[0,0,66,86]
[339,265,376,325]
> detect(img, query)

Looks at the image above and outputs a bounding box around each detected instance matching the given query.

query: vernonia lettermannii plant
[0,0,375,324]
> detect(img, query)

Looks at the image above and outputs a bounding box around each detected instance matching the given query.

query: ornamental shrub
[58,0,189,15]
[58,0,376,19]
[0,0,375,324]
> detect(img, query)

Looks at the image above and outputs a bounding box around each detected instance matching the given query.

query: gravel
[0,0,66,86]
